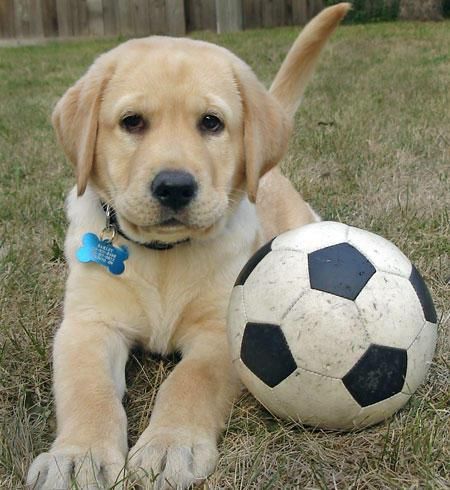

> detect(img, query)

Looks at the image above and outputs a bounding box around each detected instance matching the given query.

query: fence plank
[56,0,72,36]
[14,0,41,37]
[31,0,45,36]
[186,0,215,32]
[103,0,119,36]
[184,0,194,31]
[71,0,89,36]
[131,0,150,36]
[14,0,44,38]
[308,0,323,18]
[41,0,58,36]
[262,0,274,27]
[165,0,185,36]
[0,0,16,38]
[203,0,216,30]
[194,0,215,31]
[87,0,103,35]
[216,0,242,33]
[292,0,308,24]
[243,0,261,29]
[272,0,286,25]
[149,0,166,34]
[284,0,294,25]
[1,0,325,40]
[13,0,28,37]
[191,0,203,31]
[116,0,133,35]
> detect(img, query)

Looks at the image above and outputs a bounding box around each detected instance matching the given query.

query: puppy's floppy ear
[52,54,115,196]
[234,62,292,203]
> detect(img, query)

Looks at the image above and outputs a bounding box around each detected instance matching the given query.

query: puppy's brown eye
[121,114,147,133]
[199,114,224,133]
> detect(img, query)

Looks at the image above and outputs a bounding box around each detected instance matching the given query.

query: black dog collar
[100,202,190,251]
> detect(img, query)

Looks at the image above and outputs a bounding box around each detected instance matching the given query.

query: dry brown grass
[1,20,449,489]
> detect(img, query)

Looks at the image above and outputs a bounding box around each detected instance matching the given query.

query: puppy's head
[53,37,290,244]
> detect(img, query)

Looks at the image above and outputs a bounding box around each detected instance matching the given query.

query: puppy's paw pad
[26,446,126,489]
[129,431,218,489]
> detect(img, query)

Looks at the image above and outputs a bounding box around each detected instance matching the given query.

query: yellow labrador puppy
[27,4,349,489]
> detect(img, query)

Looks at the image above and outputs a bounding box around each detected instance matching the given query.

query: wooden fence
[0,0,326,39]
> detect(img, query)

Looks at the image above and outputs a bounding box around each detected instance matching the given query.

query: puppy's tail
[270,3,351,119]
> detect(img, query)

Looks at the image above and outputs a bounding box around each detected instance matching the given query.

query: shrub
[444,0,450,17]
[325,0,401,23]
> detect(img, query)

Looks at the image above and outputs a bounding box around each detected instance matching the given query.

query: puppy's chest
[124,249,231,354]
[133,278,194,353]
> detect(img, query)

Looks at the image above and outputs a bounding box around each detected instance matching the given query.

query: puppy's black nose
[151,171,198,211]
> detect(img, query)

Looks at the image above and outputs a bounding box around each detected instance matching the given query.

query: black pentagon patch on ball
[308,243,376,300]
[235,238,274,286]
[342,344,407,407]
[240,322,297,388]
[409,264,437,324]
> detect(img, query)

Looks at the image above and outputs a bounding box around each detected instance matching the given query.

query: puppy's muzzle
[151,170,198,211]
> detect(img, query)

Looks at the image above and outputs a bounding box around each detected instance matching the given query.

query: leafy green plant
[443,0,450,17]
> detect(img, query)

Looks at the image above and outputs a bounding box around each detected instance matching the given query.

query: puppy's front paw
[26,445,126,489]
[128,428,218,489]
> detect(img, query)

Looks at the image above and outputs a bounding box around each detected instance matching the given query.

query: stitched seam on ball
[240,285,249,324]
[273,247,305,253]
[354,301,374,345]
[294,364,341,380]
[280,289,309,322]
[347,226,412,281]
[405,320,429,351]
[400,390,413,397]
[367,268,410,280]
[273,391,296,420]
[229,287,248,364]
[346,233,412,281]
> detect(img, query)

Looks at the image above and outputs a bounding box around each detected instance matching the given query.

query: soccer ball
[227,221,438,430]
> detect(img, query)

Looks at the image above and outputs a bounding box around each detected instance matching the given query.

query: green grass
[1,21,449,489]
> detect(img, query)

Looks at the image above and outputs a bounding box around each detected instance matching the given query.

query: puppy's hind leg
[256,167,320,241]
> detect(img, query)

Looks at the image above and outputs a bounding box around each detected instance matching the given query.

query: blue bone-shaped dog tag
[76,233,129,275]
